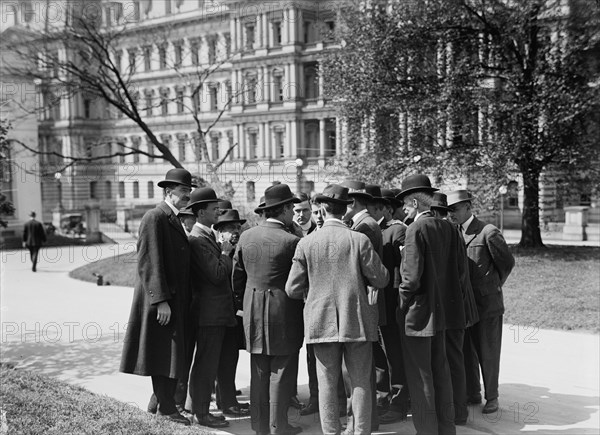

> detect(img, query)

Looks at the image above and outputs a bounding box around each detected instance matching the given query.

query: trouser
[379,316,410,413]
[463,315,503,401]
[189,326,226,416]
[27,246,40,271]
[315,342,373,435]
[446,328,467,422]
[151,375,178,415]
[250,353,297,434]
[307,343,347,404]
[343,342,379,433]
[400,327,456,435]
[216,325,241,409]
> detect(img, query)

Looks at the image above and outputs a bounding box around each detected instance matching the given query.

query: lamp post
[499,185,508,233]
[54,172,63,210]
[295,158,304,193]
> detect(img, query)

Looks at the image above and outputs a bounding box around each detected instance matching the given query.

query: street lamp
[499,185,508,233]
[54,172,63,210]
[295,158,304,193]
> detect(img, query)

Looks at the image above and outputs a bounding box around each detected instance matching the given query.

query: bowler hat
[218,200,233,210]
[157,168,197,188]
[446,190,475,207]
[313,184,353,204]
[381,189,403,207]
[255,184,300,210]
[430,192,451,211]
[29,211,36,218]
[365,185,388,204]
[214,209,247,230]
[341,179,373,201]
[185,187,221,211]
[395,174,438,200]
[179,208,196,217]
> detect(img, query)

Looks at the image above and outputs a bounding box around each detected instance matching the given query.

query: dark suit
[23,218,46,271]
[398,211,465,435]
[188,224,237,417]
[232,220,303,434]
[120,202,192,415]
[461,217,514,402]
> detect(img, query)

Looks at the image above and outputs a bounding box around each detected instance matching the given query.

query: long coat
[463,216,515,320]
[286,220,389,343]
[398,212,467,337]
[351,211,386,325]
[189,224,237,327]
[23,219,46,247]
[232,220,303,356]
[120,202,191,378]
[381,220,406,322]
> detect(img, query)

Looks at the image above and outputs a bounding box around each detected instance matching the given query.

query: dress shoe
[289,396,304,410]
[379,410,407,424]
[223,405,251,417]
[467,394,482,405]
[193,414,230,428]
[156,411,191,426]
[482,398,499,414]
[299,400,319,416]
[238,401,250,410]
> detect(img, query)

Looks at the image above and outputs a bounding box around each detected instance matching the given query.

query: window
[176,88,185,113]
[119,140,126,163]
[208,36,217,64]
[132,137,140,163]
[303,21,315,43]
[273,70,284,102]
[147,181,154,198]
[272,21,282,46]
[507,181,519,208]
[304,122,319,157]
[83,98,91,118]
[245,75,257,104]
[114,51,122,73]
[325,119,336,157]
[178,137,186,161]
[128,49,136,72]
[227,130,234,160]
[105,181,112,199]
[160,88,169,115]
[211,135,220,161]
[174,42,183,68]
[246,181,255,202]
[192,86,201,113]
[165,0,171,14]
[143,46,152,71]
[191,40,200,64]
[324,20,335,41]
[248,131,258,159]
[224,81,232,108]
[119,181,125,198]
[274,128,285,158]
[90,181,98,199]
[210,86,218,111]
[580,193,591,206]
[159,45,167,69]
[224,33,231,58]
[245,24,255,50]
[147,138,154,162]
[133,181,139,198]
[304,62,319,99]
[145,90,153,117]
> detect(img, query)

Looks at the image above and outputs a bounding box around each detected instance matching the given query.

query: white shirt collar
[266,218,285,226]
[165,200,179,216]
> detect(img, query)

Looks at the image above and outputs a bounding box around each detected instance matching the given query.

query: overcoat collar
[158,201,188,242]
[351,210,372,229]
[190,223,220,250]
[322,220,350,230]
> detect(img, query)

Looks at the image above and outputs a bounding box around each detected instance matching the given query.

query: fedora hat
[365,184,388,203]
[255,184,300,210]
[446,190,475,207]
[253,196,266,214]
[341,179,373,201]
[381,188,403,207]
[395,174,438,200]
[179,207,196,217]
[185,187,221,211]
[214,209,246,230]
[218,200,233,213]
[430,192,451,211]
[313,184,353,204]
[157,168,197,188]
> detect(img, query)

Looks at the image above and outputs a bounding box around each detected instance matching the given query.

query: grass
[69,246,600,333]
[0,365,210,435]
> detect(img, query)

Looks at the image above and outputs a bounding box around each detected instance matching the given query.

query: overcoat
[232,220,303,355]
[351,211,386,325]
[285,220,389,343]
[23,219,46,247]
[188,224,237,327]
[398,212,467,336]
[381,220,406,322]
[463,216,515,320]
[120,202,191,378]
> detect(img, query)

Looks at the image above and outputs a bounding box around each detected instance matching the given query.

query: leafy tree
[323,0,600,247]
[0,119,16,227]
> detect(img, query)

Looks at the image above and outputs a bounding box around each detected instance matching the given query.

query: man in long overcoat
[286,184,389,435]
[22,211,46,272]
[120,168,194,425]
[447,190,515,415]
[232,184,304,435]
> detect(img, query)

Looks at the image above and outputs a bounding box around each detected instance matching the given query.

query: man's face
[311,203,324,228]
[218,222,242,245]
[201,202,221,226]
[402,197,418,220]
[168,185,192,209]
[448,202,471,225]
[281,203,295,226]
[293,201,312,225]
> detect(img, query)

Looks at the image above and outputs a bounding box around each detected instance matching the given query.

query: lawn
[0,365,209,435]
[69,245,600,333]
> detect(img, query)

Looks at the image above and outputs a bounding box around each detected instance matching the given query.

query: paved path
[1,245,599,434]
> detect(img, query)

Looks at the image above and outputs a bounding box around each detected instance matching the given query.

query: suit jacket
[232,220,303,355]
[286,220,389,343]
[352,211,386,325]
[398,212,466,337]
[463,216,515,319]
[189,224,237,327]
[381,220,406,321]
[23,219,46,247]
[120,202,192,378]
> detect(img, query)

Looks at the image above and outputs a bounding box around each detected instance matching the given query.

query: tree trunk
[519,167,544,248]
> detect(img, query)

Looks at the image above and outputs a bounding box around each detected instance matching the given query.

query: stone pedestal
[116,208,128,228]
[562,206,589,241]
[85,204,102,243]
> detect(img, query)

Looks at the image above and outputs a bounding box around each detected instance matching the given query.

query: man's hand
[221,240,235,256]
[156,301,171,326]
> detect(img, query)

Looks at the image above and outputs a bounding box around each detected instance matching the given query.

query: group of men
[120,167,515,435]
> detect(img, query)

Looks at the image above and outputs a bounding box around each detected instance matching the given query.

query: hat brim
[214,219,247,229]
[313,194,353,205]
[157,180,198,188]
[447,197,474,207]
[348,192,374,201]
[395,186,438,200]
[255,197,301,211]
[431,205,451,212]
[185,198,221,210]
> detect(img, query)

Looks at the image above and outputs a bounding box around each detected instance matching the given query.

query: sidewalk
[1,245,599,434]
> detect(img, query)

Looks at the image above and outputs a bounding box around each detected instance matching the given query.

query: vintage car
[60,214,85,236]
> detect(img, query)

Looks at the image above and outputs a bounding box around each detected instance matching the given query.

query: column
[262,13,269,47]
[286,121,293,157]
[318,70,324,100]
[319,119,326,157]
[236,18,243,51]
[288,7,296,44]
[262,66,270,102]
[258,122,265,158]
[264,123,272,159]
[290,121,298,156]
[238,124,246,159]
[230,17,237,53]
[232,126,240,159]
[289,62,298,98]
